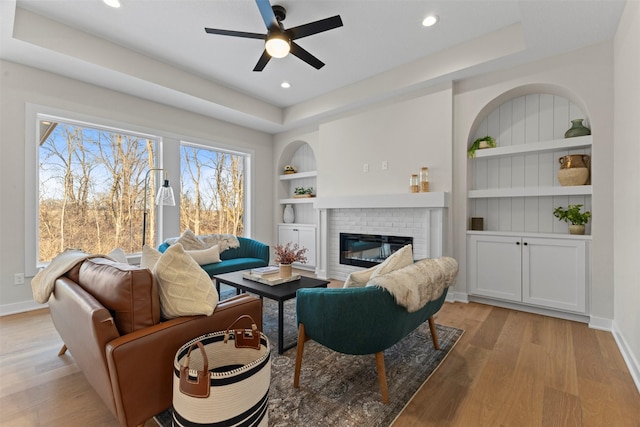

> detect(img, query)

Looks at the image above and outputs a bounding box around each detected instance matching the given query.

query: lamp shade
[265,34,290,58]
[155,179,175,206]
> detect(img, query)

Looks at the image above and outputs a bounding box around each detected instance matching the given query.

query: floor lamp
[142,168,176,247]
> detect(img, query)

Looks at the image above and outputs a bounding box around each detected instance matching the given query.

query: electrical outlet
[381,160,388,170]
[363,163,369,173]
[14,273,25,285]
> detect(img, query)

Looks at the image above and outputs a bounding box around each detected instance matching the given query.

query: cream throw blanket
[31,250,102,304]
[367,257,458,313]
[164,231,240,252]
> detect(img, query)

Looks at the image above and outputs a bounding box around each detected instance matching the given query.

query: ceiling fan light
[265,34,290,58]
[422,15,439,27]
[103,0,121,8]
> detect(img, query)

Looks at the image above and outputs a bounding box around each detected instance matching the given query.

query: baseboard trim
[612,320,640,395]
[588,315,614,331]
[0,300,47,317]
[446,291,469,303]
[468,296,591,324]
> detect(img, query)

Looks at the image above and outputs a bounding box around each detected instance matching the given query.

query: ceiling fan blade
[255,0,279,30]
[287,15,343,40]
[290,42,325,69]
[253,50,271,72]
[205,28,265,40]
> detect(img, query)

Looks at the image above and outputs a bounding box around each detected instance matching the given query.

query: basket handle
[224,315,261,350]
[179,341,210,398]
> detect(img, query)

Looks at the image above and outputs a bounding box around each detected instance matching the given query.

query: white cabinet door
[278,225,298,248]
[278,224,316,267]
[522,238,586,313]
[297,226,316,267]
[468,235,522,302]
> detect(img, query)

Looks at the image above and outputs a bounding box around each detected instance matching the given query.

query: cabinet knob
[523,242,528,246]
[516,241,520,245]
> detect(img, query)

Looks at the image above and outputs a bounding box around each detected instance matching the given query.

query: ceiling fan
[204,0,343,71]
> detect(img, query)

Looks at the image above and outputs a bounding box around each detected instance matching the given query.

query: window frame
[25,104,163,274]
[179,140,253,238]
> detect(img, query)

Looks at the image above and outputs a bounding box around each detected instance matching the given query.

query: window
[37,116,159,263]
[180,143,247,236]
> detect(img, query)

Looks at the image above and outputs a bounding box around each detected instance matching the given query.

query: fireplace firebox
[339,233,413,268]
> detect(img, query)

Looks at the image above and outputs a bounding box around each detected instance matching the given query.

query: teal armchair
[294,285,448,403]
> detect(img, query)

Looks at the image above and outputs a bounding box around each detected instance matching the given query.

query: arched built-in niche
[277,141,317,225]
[465,85,593,316]
[467,86,592,235]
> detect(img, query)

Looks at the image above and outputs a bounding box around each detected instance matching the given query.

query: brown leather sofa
[48,257,262,427]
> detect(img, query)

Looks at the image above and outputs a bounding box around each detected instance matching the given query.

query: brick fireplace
[313,193,449,280]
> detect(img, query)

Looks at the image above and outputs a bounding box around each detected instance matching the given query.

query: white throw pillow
[186,245,221,265]
[107,247,128,264]
[343,266,377,288]
[175,229,206,251]
[140,245,162,270]
[368,244,414,282]
[153,243,218,319]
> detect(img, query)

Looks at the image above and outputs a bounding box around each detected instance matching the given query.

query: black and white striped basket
[172,315,270,427]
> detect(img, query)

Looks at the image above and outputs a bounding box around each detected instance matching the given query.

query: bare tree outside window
[38,119,157,262]
[180,144,245,236]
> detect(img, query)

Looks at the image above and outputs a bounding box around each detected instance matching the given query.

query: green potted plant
[467,136,496,158]
[294,186,315,198]
[553,204,591,235]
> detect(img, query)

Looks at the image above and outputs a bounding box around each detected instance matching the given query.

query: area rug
[155,290,463,427]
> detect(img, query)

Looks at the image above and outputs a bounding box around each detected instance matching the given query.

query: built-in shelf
[279,171,318,181]
[279,198,316,205]
[473,135,592,159]
[468,185,592,199]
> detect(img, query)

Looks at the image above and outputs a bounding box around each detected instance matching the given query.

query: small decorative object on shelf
[293,186,315,198]
[274,242,308,278]
[558,155,590,186]
[283,204,294,223]
[467,136,496,158]
[409,174,419,193]
[470,217,484,231]
[553,204,591,235]
[419,167,429,192]
[283,164,297,174]
[564,119,591,138]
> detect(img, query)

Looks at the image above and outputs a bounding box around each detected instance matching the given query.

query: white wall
[613,0,640,389]
[0,60,274,313]
[452,42,615,321]
[317,83,453,197]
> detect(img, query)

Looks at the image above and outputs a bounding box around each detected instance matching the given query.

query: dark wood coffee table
[213,270,330,354]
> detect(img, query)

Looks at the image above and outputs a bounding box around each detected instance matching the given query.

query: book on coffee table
[249,266,280,277]
[242,271,301,286]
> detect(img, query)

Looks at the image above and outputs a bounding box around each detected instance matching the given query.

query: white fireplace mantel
[313,192,449,210]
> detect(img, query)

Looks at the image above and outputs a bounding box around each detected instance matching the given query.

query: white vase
[283,204,294,223]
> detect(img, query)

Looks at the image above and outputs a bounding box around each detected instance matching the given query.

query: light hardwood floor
[1,300,639,426]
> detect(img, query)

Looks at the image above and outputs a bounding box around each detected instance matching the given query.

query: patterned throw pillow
[153,243,218,319]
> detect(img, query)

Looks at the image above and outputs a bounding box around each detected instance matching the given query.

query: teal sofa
[158,237,269,277]
[294,285,448,403]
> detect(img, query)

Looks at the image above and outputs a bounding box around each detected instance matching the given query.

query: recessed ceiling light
[103,0,121,8]
[281,82,291,89]
[422,15,439,27]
